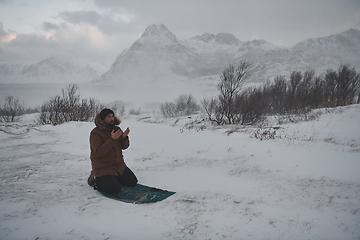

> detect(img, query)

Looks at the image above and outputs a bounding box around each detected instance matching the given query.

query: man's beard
[107,121,115,128]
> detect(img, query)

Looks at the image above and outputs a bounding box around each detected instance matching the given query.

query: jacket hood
[94,113,121,130]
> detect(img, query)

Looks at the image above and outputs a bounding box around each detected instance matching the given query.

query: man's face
[104,114,115,126]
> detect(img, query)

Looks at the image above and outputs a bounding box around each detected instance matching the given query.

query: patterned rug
[96,183,176,204]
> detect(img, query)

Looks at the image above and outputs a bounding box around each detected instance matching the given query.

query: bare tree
[262,76,288,114]
[0,95,26,122]
[336,64,359,106]
[201,97,225,125]
[288,71,302,111]
[38,84,104,125]
[235,87,265,124]
[217,61,252,124]
[323,69,338,107]
[61,84,81,121]
[160,94,200,117]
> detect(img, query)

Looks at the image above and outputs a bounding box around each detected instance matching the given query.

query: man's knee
[95,175,121,194]
[120,167,138,187]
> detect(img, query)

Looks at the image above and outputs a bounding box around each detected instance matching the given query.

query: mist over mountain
[0,52,99,84]
[1,24,359,85]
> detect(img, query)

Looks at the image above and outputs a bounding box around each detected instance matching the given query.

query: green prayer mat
[96,184,176,204]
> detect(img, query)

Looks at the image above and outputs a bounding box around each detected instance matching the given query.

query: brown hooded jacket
[89,113,129,177]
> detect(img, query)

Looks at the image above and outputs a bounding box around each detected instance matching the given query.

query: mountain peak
[294,27,360,50]
[340,28,360,38]
[191,33,216,42]
[215,33,241,45]
[141,24,178,42]
[190,32,240,45]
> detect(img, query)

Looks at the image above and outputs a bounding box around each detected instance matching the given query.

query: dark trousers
[95,167,138,194]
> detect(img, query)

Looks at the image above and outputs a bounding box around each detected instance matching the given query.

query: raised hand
[122,127,130,138]
[111,128,123,140]
[111,127,130,140]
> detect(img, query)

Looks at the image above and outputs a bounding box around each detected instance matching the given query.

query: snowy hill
[0,104,359,239]
[100,25,360,84]
[0,52,100,84]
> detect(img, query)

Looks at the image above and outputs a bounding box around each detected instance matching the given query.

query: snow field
[0,105,359,239]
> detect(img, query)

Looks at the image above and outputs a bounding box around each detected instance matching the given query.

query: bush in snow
[0,95,26,122]
[202,61,262,125]
[259,64,360,115]
[38,84,104,125]
[205,63,360,126]
[160,94,200,117]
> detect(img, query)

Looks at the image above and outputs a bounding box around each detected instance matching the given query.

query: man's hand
[111,128,123,140]
[111,127,130,140]
[122,127,130,138]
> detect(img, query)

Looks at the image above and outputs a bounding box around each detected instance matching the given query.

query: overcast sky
[0,0,359,70]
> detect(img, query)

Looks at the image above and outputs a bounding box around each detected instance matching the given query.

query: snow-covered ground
[0,104,359,240]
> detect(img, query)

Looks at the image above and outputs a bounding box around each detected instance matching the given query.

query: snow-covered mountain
[1,25,359,85]
[0,52,99,84]
[100,24,360,84]
[100,24,243,84]
[101,24,203,84]
[251,28,360,81]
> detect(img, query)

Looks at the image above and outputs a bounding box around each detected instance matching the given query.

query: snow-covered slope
[0,52,100,83]
[100,25,360,84]
[0,104,359,239]
[289,28,360,74]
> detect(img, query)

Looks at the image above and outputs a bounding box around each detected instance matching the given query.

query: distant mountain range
[1,24,359,84]
[100,24,360,85]
[0,52,99,84]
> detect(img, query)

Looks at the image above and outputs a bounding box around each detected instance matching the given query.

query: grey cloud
[93,0,125,9]
[2,0,359,64]
[0,22,8,37]
[92,0,360,46]
[7,33,59,48]
[0,22,16,40]
[58,10,132,35]
[59,10,101,25]
[42,22,59,31]
[0,33,61,62]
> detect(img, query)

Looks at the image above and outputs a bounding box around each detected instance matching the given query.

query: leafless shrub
[160,94,200,117]
[37,84,103,125]
[202,61,257,125]
[0,95,26,122]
